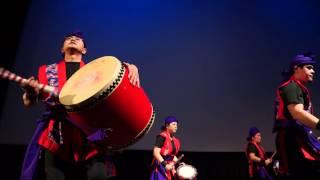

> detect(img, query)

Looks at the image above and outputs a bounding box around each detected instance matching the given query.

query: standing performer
[150,116,180,180]
[20,30,140,180]
[245,126,273,180]
[274,52,320,179]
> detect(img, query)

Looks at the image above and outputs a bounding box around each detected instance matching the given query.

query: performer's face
[252,132,261,143]
[295,64,315,83]
[166,122,178,134]
[61,35,87,55]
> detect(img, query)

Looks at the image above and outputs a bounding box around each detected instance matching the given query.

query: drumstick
[270,151,277,159]
[174,154,185,165]
[0,66,58,96]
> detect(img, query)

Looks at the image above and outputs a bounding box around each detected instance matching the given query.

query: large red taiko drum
[59,56,155,150]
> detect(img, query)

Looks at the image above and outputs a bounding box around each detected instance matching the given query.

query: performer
[150,116,180,180]
[20,30,140,180]
[274,52,320,179]
[245,126,273,180]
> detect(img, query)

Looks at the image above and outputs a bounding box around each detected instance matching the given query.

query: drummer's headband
[282,52,316,78]
[164,116,178,124]
[290,52,316,69]
[246,126,260,141]
[64,30,86,47]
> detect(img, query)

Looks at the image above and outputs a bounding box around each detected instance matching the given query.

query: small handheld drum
[177,163,198,180]
[59,56,155,150]
[273,160,280,176]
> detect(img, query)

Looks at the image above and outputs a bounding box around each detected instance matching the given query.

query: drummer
[20,30,140,180]
[150,116,181,180]
[245,126,273,180]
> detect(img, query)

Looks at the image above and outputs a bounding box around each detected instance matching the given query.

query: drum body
[59,56,155,150]
[177,164,197,180]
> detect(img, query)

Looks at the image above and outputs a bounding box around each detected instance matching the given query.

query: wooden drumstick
[270,151,277,159]
[174,154,185,165]
[0,66,58,97]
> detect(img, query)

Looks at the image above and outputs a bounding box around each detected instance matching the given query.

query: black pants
[286,159,320,180]
[276,128,320,180]
[43,149,113,180]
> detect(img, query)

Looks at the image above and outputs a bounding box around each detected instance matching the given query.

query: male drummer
[20,30,140,180]
[273,52,320,179]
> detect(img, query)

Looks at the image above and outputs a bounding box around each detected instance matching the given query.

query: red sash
[275,77,312,125]
[246,141,266,177]
[159,131,180,157]
[37,60,98,161]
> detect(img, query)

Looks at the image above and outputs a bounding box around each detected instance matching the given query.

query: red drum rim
[111,109,156,150]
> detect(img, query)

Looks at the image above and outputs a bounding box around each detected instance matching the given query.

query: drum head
[177,164,197,179]
[59,56,122,106]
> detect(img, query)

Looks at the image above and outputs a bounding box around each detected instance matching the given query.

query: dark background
[1,0,320,179]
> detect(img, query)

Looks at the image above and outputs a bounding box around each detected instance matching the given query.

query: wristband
[26,92,39,102]
[161,161,167,167]
[259,159,265,165]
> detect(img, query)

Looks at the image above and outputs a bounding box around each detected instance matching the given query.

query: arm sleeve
[247,143,257,154]
[38,65,47,85]
[154,135,165,148]
[280,82,304,105]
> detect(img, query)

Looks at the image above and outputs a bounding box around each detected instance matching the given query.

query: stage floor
[0,144,260,180]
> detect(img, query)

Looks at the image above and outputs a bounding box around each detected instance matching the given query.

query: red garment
[37,60,99,162]
[152,131,180,180]
[275,77,313,123]
[246,141,267,178]
[274,77,320,174]
[159,131,180,157]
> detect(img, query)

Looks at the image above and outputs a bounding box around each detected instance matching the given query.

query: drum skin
[177,164,197,180]
[59,56,155,150]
